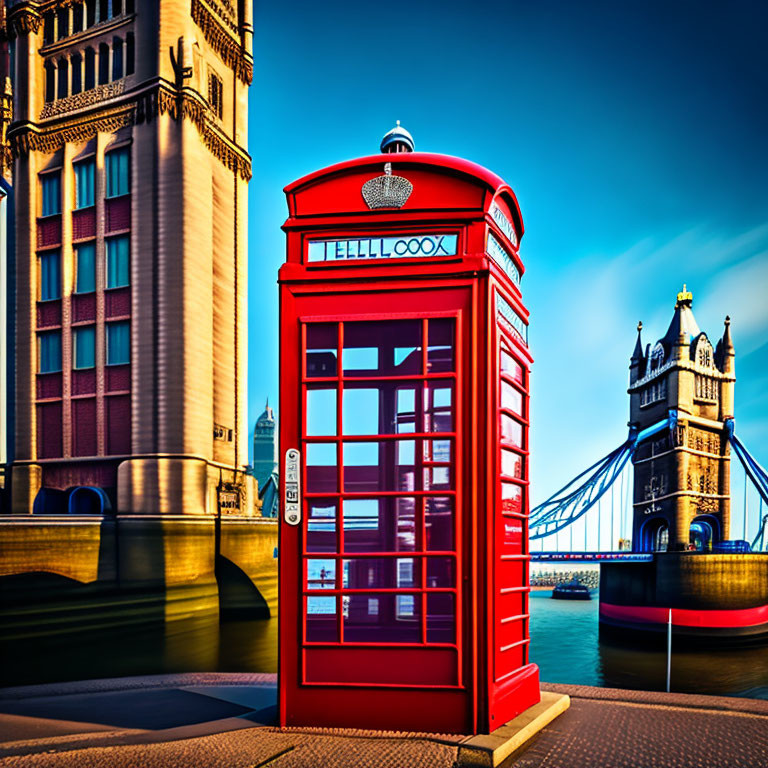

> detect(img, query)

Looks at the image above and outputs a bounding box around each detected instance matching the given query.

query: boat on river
[552,581,591,600]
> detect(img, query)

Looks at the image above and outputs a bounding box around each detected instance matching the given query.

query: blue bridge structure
[529,412,768,561]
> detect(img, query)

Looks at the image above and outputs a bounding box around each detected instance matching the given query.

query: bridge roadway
[0,674,766,767]
[531,551,653,563]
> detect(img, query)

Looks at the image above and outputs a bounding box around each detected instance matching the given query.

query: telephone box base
[457,691,571,767]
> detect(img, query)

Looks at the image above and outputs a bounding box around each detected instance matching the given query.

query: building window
[39,331,62,373]
[106,148,130,198]
[56,7,69,40]
[43,12,55,45]
[697,343,712,368]
[41,172,61,216]
[208,72,223,119]
[112,37,124,80]
[72,4,84,34]
[75,243,96,293]
[45,61,56,103]
[57,58,68,99]
[695,375,718,401]
[71,53,82,95]
[107,322,130,365]
[86,0,96,27]
[39,251,61,301]
[98,42,110,85]
[73,326,96,369]
[85,47,96,90]
[126,32,135,75]
[99,0,110,22]
[74,159,95,209]
[106,236,129,288]
[113,0,123,15]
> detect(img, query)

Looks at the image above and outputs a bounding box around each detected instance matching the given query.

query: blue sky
[246,1,768,543]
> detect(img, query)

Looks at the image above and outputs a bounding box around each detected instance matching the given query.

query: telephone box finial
[380,121,415,154]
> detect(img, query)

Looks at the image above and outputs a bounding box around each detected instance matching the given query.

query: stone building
[628,286,735,552]
[3,0,254,517]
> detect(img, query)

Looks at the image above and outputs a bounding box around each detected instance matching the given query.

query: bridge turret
[629,322,645,384]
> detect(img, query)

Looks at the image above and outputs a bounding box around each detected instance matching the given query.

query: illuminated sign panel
[308,234,458,262]
[497,292,528,344]
[489,202,518,248]
[487,233,521,285]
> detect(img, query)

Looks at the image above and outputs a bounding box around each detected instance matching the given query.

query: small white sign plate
[284,448,301,526]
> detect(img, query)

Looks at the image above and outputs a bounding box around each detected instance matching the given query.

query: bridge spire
[629,321,644,384]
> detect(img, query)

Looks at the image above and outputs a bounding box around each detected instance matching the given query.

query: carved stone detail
[7,8,43,38]
[10,84,251,181]
[40,80,126,120]
[191,0,252,85]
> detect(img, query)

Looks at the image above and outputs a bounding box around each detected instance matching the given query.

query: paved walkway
[0,674,766,767]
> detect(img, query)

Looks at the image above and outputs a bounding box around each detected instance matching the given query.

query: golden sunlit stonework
[0,0,275,632]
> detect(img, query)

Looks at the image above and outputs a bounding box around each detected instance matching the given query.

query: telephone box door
[280,285,474,732]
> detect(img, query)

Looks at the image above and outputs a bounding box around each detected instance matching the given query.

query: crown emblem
[361,163,413,209]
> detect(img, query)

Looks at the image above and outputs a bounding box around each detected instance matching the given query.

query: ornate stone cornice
[9,82,251,181]
[40,80,126,120]
[191,0,252,85]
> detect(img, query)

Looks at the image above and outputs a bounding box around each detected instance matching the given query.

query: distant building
[3,0,254,515]
[629,286,734,552]
[253,400,277,491]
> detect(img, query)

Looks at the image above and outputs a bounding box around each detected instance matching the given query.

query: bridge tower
[628,287,735,552]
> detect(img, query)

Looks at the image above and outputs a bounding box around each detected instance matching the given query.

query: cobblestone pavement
[0,675,767,767]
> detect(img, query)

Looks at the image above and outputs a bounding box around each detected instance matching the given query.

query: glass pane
[424,439,451,463]
[306,388,337,436]
[501,414,523,448]
[107,236,129,289]
[73,326,95,369]
[342,557,419,589]
[343,321,422,377]
[343,440,416,493]
[40,252,60,301]
[426,557,455,587]
[305,442,338,493]
[427,318,454,372]
[501,449,524,479]
[306,596,337,642]
[342,387,378,435]
[342,383,420,435]
[424,383,453,433]
[39,331,62,373]
[501,482,523,515]
[107,322,130,365]
[306,558,336,590]
[427,593,455,643]
[424,466,451,491]
[343,594,421,643]
[75,244,96,293]
[343,497,416,553]
[306,501,336,553]
[501,381,523,416]
[501,349,524,384]
[306,323,337,377]
[425,497,453,551]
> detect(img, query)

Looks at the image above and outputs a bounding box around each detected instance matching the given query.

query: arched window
[126,32,135,75]
[57,58,69,99]
[86,0,96,27]
[697,342,712,368]
[71,53,82,95]
[650,343,664,371]
[99,0,109,22]
[44,60,56,102]
[112,37,124,80]
[98,42,110,85]
[85,47,96,90]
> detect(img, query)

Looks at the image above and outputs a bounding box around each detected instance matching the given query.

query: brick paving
[0,675,767,767]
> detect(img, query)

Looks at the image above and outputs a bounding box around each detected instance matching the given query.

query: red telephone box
[278,128,539,734]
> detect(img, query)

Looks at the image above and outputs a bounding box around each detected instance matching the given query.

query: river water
[2,595,767,698]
